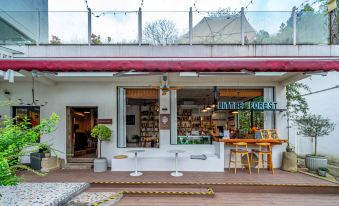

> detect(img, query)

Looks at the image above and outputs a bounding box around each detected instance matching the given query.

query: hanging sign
[217,101,278,110]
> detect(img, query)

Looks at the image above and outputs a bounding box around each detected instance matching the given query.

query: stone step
[67,158,95,163]
[63,163,93,170]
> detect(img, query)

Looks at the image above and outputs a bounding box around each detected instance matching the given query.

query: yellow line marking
[90,181,339,187]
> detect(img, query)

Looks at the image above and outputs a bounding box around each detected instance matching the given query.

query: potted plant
[295,114,335,171]
[39,143,51,158]
[318,167,329,177]
[91,125,112,172]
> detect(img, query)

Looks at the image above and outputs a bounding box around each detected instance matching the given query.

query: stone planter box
[305,155,327,171]
[94,158,107,172]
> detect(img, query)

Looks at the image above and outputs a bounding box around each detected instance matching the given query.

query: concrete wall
[0,0,48,43]
[291,72,339,162]
[0,74,288,171]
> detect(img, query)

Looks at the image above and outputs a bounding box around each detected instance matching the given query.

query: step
[89,181,339,194]
[67,158,95,163]
[63,163,93,170]
[87,187,214,197]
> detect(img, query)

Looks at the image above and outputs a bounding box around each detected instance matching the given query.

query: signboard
[159,114,171,130]
[217,101,278,110]
[97,119,112,124]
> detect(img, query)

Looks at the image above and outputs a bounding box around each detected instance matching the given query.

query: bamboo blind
[126,88,158,99]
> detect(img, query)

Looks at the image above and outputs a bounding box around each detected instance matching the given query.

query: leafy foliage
[91,33,102,44]
[0,113,60,186]
[50,35,61,44]
[295,114,335,156]
[91,125,112,158]
[143,19,178,45]
[286,82,310,121]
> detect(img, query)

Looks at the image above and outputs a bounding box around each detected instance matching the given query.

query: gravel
[0,182,89,206]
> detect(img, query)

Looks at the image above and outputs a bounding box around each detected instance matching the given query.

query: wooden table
[215,138,288,145]
[215,138,288,171]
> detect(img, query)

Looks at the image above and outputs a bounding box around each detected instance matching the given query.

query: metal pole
[138,7,142,46]
[240,7,245,45]
[36,9,40,46]
[189,7,193,45]
[88,8,92,46]
[292,6,297,45]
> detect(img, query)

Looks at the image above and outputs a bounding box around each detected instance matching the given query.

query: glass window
[171,87,274,144]
[118,88,160,148]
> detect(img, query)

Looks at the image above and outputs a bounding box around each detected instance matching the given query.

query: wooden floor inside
[19,169,337,186]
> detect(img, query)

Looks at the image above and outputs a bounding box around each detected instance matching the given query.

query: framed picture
[268,129,279,139]
[126,115,135,125]
[260,130,270,140]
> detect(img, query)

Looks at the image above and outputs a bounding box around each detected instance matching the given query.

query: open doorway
[66,107,98,159]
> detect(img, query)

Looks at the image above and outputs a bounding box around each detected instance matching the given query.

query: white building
[0,0,48,44]
[1,44,339,172]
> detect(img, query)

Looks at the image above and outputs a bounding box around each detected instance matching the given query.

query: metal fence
[0,7,329,45]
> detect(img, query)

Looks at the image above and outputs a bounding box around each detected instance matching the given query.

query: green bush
[0,113,60,186]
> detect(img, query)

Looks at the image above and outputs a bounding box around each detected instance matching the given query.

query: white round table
[127,150,145,176]
[168,150,186,177]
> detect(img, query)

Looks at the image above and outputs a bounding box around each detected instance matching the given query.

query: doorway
[66,107,98,159]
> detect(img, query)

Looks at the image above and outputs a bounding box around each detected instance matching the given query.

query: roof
[179,15,256,44]
[1,57,339,72]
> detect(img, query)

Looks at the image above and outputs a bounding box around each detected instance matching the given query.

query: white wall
[292,72,339,162]
[0,74,288,170]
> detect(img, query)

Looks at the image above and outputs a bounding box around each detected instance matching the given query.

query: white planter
[305,155,327,171]
[94,158,107,172]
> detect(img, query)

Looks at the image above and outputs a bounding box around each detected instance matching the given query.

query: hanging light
[205,95,212,110]
[210,86,217,108]
[201,98,207,112]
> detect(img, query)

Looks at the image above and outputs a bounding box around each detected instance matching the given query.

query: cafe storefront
[1,57,335,172]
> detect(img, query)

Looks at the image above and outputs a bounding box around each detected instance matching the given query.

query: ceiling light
[84,111,91,114]
[232,111,239,114]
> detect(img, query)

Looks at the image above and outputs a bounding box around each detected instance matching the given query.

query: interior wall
[126,105,140,142]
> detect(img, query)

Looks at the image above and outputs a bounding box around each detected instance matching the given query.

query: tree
[143,19,178,45]
[253,30,270,44]
[285,82,311,151]
[91,125,112,159]
[295,114,335,156]
[0,113,60,186]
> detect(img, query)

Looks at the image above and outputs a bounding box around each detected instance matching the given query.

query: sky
[46,0,316,43]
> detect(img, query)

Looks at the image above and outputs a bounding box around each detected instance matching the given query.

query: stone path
[0,182,89,206]
[66,192,123,206]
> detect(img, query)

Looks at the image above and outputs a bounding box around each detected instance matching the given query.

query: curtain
[117,87,126,147]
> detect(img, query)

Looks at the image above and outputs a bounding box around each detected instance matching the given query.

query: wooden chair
[228,142,251,175]
[251,143,274,174]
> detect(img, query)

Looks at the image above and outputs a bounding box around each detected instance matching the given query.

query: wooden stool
[228,142,251,175]
[251,143,274,174]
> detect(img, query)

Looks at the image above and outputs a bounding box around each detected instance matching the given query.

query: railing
[0,7,330,45]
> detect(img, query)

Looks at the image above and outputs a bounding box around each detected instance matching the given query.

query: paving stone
[0,182,89,206]
[66,192,123,206]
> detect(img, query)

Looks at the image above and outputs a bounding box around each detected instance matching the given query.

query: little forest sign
[217,101,278,110]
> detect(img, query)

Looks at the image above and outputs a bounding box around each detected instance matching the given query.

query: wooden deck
[19,169,337,186]
[19,169,339,206]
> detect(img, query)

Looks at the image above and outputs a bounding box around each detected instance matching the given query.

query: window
[12,106,40,127]
[118,88,160,148]
[170,87,275,144]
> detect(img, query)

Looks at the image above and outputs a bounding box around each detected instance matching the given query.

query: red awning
[1,57,339,72]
